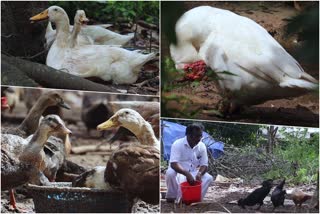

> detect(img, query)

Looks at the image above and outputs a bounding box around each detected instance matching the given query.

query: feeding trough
[27,182,131,213]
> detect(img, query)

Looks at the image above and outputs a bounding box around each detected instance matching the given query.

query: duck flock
[1,90,160,212]
[30,6,157,85]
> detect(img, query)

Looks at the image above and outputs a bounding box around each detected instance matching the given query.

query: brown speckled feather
[105,143,159,204]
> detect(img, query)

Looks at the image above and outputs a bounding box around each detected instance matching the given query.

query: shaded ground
[162,82,319,127]
[161,1,319,127]
[160,180,318,213]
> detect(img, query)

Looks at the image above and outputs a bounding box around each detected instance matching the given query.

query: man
[165,123,213,202]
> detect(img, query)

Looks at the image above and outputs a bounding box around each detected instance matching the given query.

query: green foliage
[205,123,261,147]
[286,4,319,64]
[264,128,319,184]
[161,158,168,168]
[49,1,159,25]
[161,57,202,119]
[161,57,184,92]
[163,119,261,147]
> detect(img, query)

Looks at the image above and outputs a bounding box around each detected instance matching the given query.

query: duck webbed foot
[6,189,30,213]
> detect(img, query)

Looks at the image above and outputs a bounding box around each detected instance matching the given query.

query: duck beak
[30,9,49,22]
[97,118,119,131]
[62,126,72,135]
[80,17,89,25]
[58,101,70,110]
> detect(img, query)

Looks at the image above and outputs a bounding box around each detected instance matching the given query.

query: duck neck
[17,98,50,137]
[70,21,81,47]
[54,15,71,47]
[19,128,50,167]
[128,121,158,146]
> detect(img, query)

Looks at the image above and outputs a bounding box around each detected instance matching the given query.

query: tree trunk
[310,171,319,209]
[266,126,278,154]
[1,1,48,63]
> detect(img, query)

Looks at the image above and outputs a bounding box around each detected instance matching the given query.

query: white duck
[45,21,93,48]
[170,6,318,114]
[69,10,91,48]
[69,10,122,49]
[45,13,133,48]
[30,6,156,84]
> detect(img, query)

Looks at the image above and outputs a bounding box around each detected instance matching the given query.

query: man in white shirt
[165,123,213,202]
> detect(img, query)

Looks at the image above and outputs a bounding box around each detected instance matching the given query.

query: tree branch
[2,54,121,93]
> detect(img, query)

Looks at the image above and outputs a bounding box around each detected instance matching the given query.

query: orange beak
[30,9,49,22]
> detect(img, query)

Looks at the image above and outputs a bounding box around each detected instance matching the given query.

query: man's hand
[171,162,197,185]
[185,172,195,185]
[196,172,202,181]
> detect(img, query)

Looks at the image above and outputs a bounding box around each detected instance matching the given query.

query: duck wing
[1,148,38,190]
[201,10,317,92]
[105,143,160,204]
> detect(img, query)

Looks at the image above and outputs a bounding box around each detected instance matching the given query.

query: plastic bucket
[180,181,201,205]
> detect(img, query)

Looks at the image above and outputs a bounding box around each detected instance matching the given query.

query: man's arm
[171,162,196,185]
[196,143,209,181]
[195,165,208,181]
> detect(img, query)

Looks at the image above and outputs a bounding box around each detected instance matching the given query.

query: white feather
[170,6,318,106]
[43,6,155,84]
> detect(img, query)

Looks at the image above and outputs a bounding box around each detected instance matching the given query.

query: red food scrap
[183,60,207,81]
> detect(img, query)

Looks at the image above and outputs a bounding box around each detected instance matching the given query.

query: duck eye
[48,117,53,121]
[125,111,129,114]
[54,8,58,12]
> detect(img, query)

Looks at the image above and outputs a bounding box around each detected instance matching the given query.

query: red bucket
[180,181,201,205]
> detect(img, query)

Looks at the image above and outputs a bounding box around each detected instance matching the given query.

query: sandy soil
[160,179,318,213]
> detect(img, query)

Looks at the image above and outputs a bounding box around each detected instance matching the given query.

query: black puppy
[238,179,273,210]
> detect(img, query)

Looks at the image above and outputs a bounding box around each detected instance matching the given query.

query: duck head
[97,108,144,133]
[30,6,68,24]
[40,114,72,135]
[43,91,70,110]
[74,10,89,25]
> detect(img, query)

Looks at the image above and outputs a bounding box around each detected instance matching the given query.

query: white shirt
[169,136,208,172]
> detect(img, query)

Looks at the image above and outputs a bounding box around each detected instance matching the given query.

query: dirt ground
[161,1,319,127]
[160,179,319,213]
[163,82,319,127]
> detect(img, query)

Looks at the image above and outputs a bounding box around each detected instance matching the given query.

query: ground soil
[161,1,319,127]
[160,177,319,213]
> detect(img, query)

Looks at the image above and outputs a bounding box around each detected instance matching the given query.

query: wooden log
[2,54,120,93]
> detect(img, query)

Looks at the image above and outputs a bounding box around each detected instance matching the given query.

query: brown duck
[1,91,73,210]
[1,115,71,210]
[73,108,159,210]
